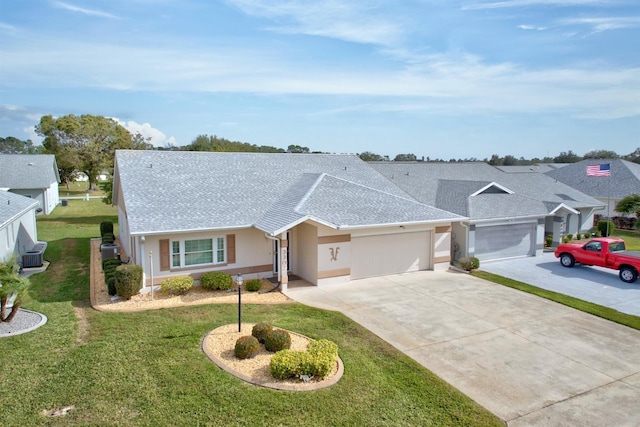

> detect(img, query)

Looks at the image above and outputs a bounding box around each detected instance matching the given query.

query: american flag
[586,163,611,177]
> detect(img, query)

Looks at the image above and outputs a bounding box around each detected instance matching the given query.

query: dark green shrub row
[270,339,339,380]
[102,233,115,245]
[114,264,143,300]
[235,335,261,359]
[160,276,194,295]
[264,329,291,352]
[200,272,232,291]
[252,322,273,344]
[458,257,480,271]
[102,259,122,296]
[244,279,261,292]
[100,221,114,237]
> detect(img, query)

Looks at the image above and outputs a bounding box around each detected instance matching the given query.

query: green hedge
[161,276,194,295]
[200,272,232,291]
[270,339,339,380]
[245,279,261,292]
[115,264,143,300]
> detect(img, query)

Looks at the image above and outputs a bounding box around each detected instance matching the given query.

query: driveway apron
[285,270,640,426]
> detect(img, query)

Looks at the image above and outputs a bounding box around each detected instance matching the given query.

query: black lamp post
[236,273,243,332]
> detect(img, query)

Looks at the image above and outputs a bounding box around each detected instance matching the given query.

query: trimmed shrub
[102,259,122,296]
[160,276,194,295]
[458,257,480,271]
[576,232,582,240]
[100,221,114,237]
[234,335,260,359]
[245,279,261,292]
[102,233,115,244]
[200,271,232,291]
[270,340,339,380]
[584,231,591,238]
[597,220,615,237]
[114,264,143,300]
[251,322,273,344]
[545,235,553,247]
[264,329,291,352]
[308,339,339,358]
[567,233,573,241]
[270,350,307,379]
[102,258,122,271]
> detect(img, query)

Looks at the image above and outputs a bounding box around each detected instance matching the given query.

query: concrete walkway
[285,270,640,426]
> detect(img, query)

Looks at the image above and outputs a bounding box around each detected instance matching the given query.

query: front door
[273,232,291,274]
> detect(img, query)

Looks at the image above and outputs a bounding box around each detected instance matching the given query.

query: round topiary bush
[114,264,143,300]
[160,276,194,295]
[234,335,260,359]
[265,329,291,352]
[244,279,261,292]
[252,322,273,344]
[597,220,615,237]
[200,271,232,291]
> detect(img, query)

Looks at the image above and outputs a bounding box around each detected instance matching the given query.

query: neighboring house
[544,159,640,218]
[0,190,39,263]
[112,151,465,288]
[0,154,60,215]
[371,162,605,262]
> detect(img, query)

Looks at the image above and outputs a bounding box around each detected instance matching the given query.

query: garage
[351,231,431,280]
[474,222,535,261]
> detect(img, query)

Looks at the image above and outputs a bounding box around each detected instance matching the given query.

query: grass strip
[472,270,640,330]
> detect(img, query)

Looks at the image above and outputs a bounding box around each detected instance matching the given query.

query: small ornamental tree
[0,259,30,323]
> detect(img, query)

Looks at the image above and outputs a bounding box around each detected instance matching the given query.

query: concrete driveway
[285,270,640,426]
[481,251,640,316]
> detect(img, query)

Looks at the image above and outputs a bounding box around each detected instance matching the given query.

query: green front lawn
[1,200,501,426]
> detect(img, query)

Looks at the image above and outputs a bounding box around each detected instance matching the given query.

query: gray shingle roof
[114,151,464,235]
[0,154,60,189]
[371,162,604,221]
[545,159,640,199]
[0,191,39,229]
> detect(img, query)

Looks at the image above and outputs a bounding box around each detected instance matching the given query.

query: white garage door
[351,231,431,280]
[474,223,535,261]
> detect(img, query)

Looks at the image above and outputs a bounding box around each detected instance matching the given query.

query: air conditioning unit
[23,250,43,268]
[101,243,120,261]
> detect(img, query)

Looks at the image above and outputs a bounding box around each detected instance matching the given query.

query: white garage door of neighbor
[351,231,431,280]
[474,223,535,261]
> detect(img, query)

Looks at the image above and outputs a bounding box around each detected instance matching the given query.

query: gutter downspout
[264,233,281,292]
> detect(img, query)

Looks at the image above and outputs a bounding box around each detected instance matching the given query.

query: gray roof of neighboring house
[114,151,464,235]
[370,162,604,220]
[496,163,569,173]
[0,191,39,229]
[0,154,60,189]
[544,159,640,199]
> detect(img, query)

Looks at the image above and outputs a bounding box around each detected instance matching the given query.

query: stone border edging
[202,324,344,391]
[0,308,48,337]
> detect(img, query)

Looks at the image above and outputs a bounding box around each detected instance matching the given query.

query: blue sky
[1,0,638,160]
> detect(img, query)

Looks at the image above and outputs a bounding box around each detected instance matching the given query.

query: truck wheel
[560,253,575,268]
[619,267,638,283]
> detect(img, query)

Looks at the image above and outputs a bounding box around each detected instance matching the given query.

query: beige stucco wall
[295,222,318,283]
[143,227,272,285]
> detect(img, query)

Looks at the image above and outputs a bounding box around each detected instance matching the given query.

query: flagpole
[607,165,611,237]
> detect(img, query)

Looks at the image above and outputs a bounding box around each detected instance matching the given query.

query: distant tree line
[3,121,640,189]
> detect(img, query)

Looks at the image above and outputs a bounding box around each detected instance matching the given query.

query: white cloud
[518,24,547,30]
[52,1,119,19]
[112,119,177,147]
[560,16,640,33]
[225,0,404,46]
[462,0,613,10]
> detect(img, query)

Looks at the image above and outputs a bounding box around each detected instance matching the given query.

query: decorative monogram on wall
[329,247,340,261]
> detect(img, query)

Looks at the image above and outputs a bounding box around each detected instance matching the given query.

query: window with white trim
[171,237,226,268]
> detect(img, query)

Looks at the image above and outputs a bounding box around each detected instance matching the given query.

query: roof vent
[28,162,34,166]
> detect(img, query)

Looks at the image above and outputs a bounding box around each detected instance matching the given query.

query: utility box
[101,243,120,262]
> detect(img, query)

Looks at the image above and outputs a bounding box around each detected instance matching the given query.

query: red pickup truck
[554,237,640,283]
